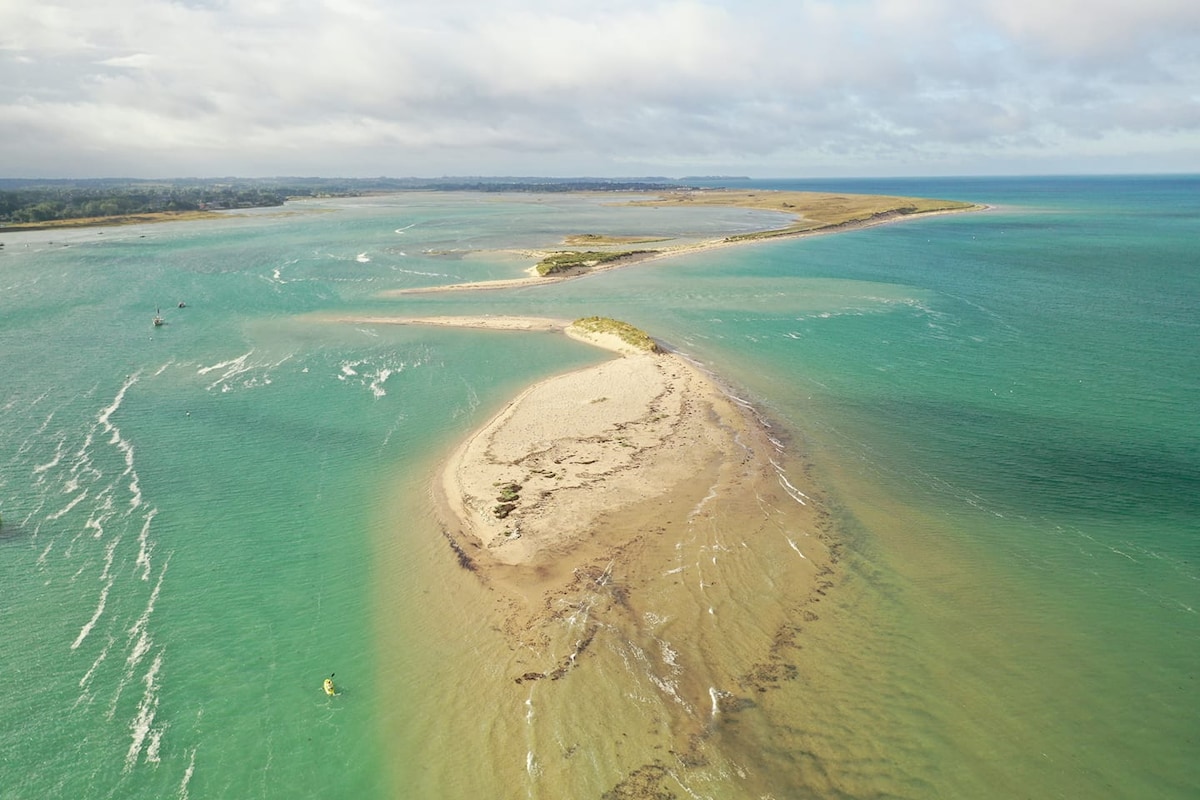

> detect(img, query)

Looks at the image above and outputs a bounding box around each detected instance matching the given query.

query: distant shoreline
[0,209,224,232]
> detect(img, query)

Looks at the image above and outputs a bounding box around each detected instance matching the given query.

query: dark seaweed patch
[440,528,477,572]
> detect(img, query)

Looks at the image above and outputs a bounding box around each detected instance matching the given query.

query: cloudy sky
[2,0,1198,178]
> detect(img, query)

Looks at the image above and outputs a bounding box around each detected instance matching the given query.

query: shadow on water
[0,516,23,542]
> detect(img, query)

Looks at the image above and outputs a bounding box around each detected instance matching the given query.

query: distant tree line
[0,177,695,225]
[0,183,286,223]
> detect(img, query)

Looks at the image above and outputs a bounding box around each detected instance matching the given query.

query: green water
[1,179,1196,798]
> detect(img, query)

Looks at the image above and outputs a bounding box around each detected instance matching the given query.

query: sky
[2,0,1199,179]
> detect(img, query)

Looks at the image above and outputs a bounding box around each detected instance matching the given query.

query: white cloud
[0,0,1197,176]
[982,0,1200,59]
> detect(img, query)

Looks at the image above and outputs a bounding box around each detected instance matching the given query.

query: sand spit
[420,313,832,626]
[381,189,984,295]
[364,314,840,794]
[321,314,654,356]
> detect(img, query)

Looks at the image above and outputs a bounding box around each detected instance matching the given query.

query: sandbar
[362,314,838,787]
[382,188,984,295]
[395,315,830,625]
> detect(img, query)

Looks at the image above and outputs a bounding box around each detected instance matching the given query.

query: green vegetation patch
[572,316,659,352]
[535,249,657,276]
[564,233,671,246]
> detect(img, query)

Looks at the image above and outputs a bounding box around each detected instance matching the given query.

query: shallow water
[1,178,1196,798]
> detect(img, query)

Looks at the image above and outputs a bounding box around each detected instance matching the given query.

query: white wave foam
[146,724,164,763]
[72,429,96,469]
[134,509,157,581]
[727,392,754,409]
[198,350,257,391]
[688,481,719,519]
[32,434,66,478]
[47,488,88,520]
[72,577,114,650]
[395,267,458,278]
[126,557,168,671]
[124,651,164,771]
[79,634,114,692]
[660,639,680,669]
[771,460,809,505]
[197,352,251,376]
[127,628,152,675]
[368,368,391,398]
[99,373,139,428]
[87,494,116,541]
[356,252,370,263]
[93,374,147,513]
[126,468,143,513]
[179,747,197,800]
[28,408,54,437]
[649,673,692,713]
[785,536,807,560]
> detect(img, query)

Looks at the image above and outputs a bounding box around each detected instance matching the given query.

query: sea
[1,175,1196,799]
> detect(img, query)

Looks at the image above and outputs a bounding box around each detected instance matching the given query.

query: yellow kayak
[323,677,336,696]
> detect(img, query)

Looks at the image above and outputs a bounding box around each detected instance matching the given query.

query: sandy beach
[350,312,840,793]
[376,312,834,650]
[438,337,726,570]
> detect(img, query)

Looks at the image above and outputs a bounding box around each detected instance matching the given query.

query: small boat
[323,677,336,696]
[153,308,164,327]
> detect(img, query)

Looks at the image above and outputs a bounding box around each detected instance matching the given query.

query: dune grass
[572,316,659,352]
[535,250,657,276]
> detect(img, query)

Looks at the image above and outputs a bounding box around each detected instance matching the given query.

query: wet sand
[375,315,841,796]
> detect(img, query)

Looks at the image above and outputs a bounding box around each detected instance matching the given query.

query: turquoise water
[1,179,1197,798]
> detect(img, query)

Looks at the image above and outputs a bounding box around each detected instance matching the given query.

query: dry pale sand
[320,313,652,356]
[397,317,831,637]
[441,350,722,568]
